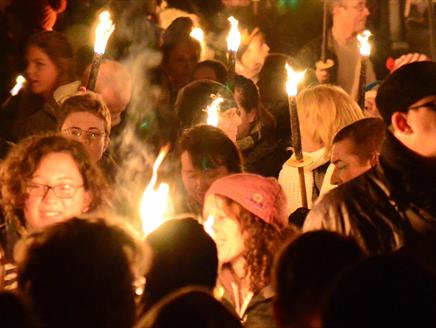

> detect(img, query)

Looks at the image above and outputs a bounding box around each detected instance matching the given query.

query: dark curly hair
[0,134,108,231]
[223,198,287,293]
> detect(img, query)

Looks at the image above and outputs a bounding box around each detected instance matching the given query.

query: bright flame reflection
[285,64,306,97]
[94,11,115,54]
[10,75,26,96]
[227,16,241,52]
[204,215,215,238]
[190,27,204,43]
[357,30,372,57]
[139,145,171,236]
[206,96,224,127]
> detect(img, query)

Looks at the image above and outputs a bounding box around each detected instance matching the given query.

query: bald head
[82,60,132,126]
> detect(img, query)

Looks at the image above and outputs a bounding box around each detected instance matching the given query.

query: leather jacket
[303,132,436,255]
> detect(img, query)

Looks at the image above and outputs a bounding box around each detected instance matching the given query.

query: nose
[330,167,341,186]
[42,188,58,203]
[363,6,370,16]
[26,63,35,78]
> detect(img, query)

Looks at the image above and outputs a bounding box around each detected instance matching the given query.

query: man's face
[61,112,108,163]
[331,139,373,185]
[181,151,230,207]
[99,88,130,127]
[402,96,436,158]
[335,0,370,34]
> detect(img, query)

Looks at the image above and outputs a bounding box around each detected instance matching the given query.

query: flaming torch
[87,10,115,91]
[226,16,241,89]
[2,75,26,110]
[139,145,172,237]
[285,64,308,208]
[205,96,224,127]
[190,27,205,61]
[357,30,372,110]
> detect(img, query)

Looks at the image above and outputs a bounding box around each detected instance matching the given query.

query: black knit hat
[375,61,436,124]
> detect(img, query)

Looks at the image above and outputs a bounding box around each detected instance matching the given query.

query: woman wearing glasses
[0,134,108,260]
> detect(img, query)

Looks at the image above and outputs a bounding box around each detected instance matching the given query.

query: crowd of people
[0,0,436,327]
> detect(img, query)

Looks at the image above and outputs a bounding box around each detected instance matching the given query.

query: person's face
[166,40,199,89]
[192,66,218,82]
[203,193,245,263]
[336,0,370,34]
[181,151,230,207]
[24,152,91,229]
[218,107,242,143]
[331,139,374,185]
[235,90,256,139]
[240,34,269,78]
[399,96,436,158]
[26,45,60,99]
[61,112,108,163]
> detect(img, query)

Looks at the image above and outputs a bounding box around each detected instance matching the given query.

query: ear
[248,108,257,124]
[82,191,93,213]
[369,152,380,167]
[78,86,87,93]
[103,135,110,153]
[391,112,412,135]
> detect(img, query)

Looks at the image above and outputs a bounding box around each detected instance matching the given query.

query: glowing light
[227,16,241,52]
[285,64,306,97]
[94,11,115,54]
[10,75,26,96]
[206,96,224,127]
[139,145,172,236]
[190,27,204,43]
[203,215,215,238]
[357,30,372,57]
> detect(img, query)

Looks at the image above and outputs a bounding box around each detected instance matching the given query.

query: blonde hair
[297,85,364,157]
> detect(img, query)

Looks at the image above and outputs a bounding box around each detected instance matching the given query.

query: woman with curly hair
[0,133,108,260]
[203,173,292,328]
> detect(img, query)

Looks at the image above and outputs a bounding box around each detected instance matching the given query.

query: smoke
[106,2,177,229]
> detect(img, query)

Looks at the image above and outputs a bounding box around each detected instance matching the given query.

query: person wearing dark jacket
[303,61,436,256]
[234,75,289,178]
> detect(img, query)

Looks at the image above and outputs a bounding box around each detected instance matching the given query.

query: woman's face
[218,107,242,143]
[234,89,256,139]
[26,45,60,99]
[24,152,91,229]
[166,40,199,89]
[203,194,245,264]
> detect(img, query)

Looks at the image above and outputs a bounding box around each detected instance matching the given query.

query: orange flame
[94,11,115,54]
[139,145,172,236]
[285,64,306,97]
[10,75,26,96]
[357,30,372,57]
[206,96,224,127]
[227,16,241,52]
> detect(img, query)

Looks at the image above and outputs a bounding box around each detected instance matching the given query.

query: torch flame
[206,96,224,127]
[227,16,241,52]
[94,11,115,54]
[139,145,172,236]
[10,75,26,96]
[285,64,306,97]
[357,30,372,57]
[190,27,204,43]
[203,215,215,238]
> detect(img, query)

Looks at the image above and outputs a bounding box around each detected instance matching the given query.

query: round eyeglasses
[26,183,84,199]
